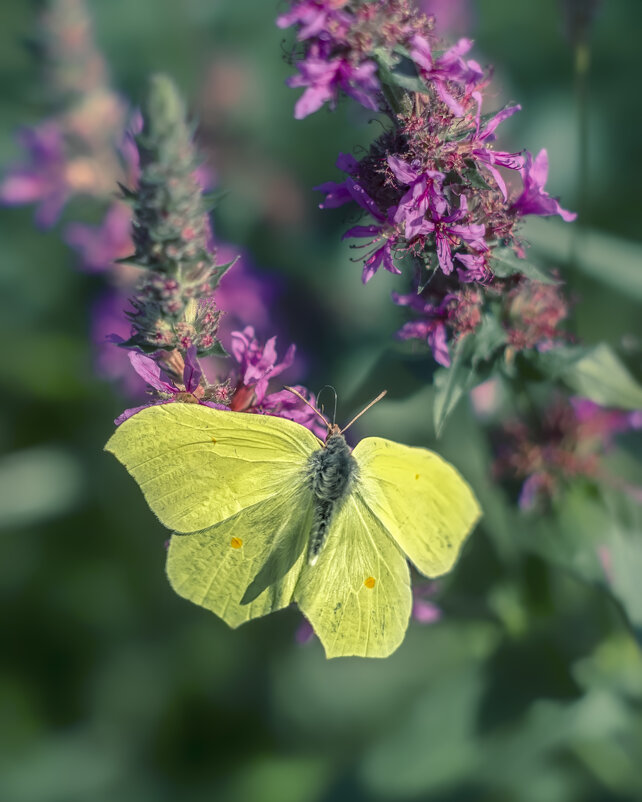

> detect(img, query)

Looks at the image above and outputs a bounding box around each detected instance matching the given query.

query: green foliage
[563,344,642,409]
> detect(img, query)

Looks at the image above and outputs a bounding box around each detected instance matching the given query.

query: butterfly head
[283,385,388,446]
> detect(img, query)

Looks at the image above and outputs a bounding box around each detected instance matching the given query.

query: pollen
[230,537,243,549]
[364,576,376,589]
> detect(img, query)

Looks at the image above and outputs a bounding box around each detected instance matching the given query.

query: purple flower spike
[287,46,380,119]
[511,149,577,222]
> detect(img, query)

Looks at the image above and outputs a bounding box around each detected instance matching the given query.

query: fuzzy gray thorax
[306,433,358,565]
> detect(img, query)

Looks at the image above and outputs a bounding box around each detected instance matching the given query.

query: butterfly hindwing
[105,404,320,533]
[294,494,412,658]
[167,487,315,627]
[353,437,481,577]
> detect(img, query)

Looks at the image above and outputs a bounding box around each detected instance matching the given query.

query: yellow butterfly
[105,391,480,658]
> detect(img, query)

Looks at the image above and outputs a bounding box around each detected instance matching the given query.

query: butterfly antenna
[283,385,331,429]
[316,385,338,425]
[340,390,387,435]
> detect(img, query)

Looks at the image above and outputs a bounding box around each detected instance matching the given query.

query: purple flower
[412,583,443,624]
[92,290,147,397]
[389,155,447,240]
[115,347,221,425]
[469,104,525,199]
[409,34,483,116]
[415,196,486,275]
[392,292,453,367]
[510,149,577,222]
[276,0,351,41]
[316,159,404,282]
[65,203,133,272]
[570,397,642,447]
[0,122,69,227]
[314,152,360,208]
[518,472,553,511]
[344,220,402,283]
[295,616,316,645]
[228,327,326,437]
[287,45,380,119]
[455,252,491,283]
[342,188,403,283]
[230,326,296,407]
[259,386,327,438]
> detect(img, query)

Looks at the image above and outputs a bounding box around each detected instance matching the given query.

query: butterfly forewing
[353,437,481,577]
[105,404,321,533]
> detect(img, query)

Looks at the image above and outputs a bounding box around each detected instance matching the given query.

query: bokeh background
[1,1,642,800]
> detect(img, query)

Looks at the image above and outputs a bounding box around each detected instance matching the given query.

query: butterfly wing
[294,494,412,658]
[105,403,321,532]
[167,487,316,627]
[353,437,481,577]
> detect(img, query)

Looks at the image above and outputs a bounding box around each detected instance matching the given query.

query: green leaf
[375,48,427,95]
[519,344,589,382]
[563,344,642,409]
[602,495,642,645]
[490,247,558,284]
[433,335,477,437]
[198,339,228,358]
[525,217,642,301]
[461,160,492,190]
[472,315,507,362]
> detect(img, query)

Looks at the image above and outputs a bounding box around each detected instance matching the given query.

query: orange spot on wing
[230,537,243,549]
[415,473,420,480]
[211,437,217,444]
[364,576,376,589]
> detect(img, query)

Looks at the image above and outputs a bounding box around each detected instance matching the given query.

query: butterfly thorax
[306,433,358,565]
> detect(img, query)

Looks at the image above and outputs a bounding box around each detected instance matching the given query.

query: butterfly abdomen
[306,433,358,565]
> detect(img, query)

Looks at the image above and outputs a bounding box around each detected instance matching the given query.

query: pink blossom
[392,292,453,367]
[228,327,326,437]
[287,46,380,119]
[510,149,577,222]
[388,155,446,240]
[277,1,351,41]
[0,122,69,227]
[409,34,483,116]
[415,196,486,275]
[115,347,222,425]
[65,203,133,272]
[230,326,296,405]
[469,104,525,199]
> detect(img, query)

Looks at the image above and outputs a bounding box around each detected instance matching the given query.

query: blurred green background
[1,1,642,801]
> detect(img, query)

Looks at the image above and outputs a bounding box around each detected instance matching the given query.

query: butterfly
[105,390,480,658]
